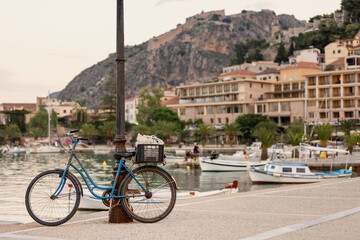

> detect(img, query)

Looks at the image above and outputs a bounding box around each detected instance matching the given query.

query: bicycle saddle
[114,151,136,158]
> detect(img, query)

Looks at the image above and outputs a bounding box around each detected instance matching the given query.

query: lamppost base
[109,205,133,223]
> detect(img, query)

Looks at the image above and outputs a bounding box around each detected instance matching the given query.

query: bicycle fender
[55,168,83,197]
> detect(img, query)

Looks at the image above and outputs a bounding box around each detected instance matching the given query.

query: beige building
[306,69,360,121]
[0,103,36,124]
[222,61,279,74]
[169,70,274,125]
[255,62,322,126]
[125,97,139,124]
[325,37,360,69]
[36,97,78,118]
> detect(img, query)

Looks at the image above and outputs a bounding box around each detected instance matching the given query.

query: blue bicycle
[25,129,177,226]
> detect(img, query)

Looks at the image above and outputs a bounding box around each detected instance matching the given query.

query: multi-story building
[36,97,79,118]
[305,69,360,121]
[125,97,139,124]
[254,62,322,125]
[325,37,360,69]
[288,47,325,69]
[0,103,36,124]
[222,61,278,74]
[169,70,274,125]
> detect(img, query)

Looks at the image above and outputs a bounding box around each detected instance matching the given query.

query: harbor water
[0,153,282,224]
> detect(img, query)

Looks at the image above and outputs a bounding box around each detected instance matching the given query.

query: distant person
[185,150,191,161]
[193,143,199,154]
[221,139,225,148]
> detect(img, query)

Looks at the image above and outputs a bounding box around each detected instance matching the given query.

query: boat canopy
[301,145,349,154]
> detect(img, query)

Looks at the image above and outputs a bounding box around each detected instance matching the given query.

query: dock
[1,177,360,239]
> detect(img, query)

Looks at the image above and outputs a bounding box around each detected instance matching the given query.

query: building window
[207,106,213,114]
[218,118,221,123]
[282,168,292,173]
[261,83,263,88]
[231,84,238,92]
[225,118,229,124]
[345,111,354,118]
[202,87,208,95]
[234,105,243,113]
[197,107,205,115]
[180,108,186,115]
[289,74,292,81]
[224,84,230,93]
[227,106,233,114]
[333,50,335,54]
[270,103,278,112]
[338,49,341,54]
[309,112,314,118]
[257,105,262,113]
[216,85,222,93]
[281,102,290,111]
[63,110,66,113]
[210,118,214,124]
[250,83,252,88]
[333,112,339,118]
[250,94,252,99]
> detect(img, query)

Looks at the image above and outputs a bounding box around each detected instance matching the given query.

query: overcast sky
[0,0,341,103]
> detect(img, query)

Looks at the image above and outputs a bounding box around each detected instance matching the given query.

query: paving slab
[1,177,359,240]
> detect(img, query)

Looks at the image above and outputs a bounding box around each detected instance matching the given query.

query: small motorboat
[218,151,256,161]
[199,157,267,172]
[250,162,352,184]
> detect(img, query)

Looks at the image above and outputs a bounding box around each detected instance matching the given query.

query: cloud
[155,0,189,7]
[0,69,14,84]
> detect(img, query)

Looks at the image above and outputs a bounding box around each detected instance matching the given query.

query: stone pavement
[1,177,360,240]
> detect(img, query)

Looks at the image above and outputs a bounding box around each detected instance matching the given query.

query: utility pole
[108,0,132,223]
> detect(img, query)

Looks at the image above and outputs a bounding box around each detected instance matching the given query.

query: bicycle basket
[135,144,164,163]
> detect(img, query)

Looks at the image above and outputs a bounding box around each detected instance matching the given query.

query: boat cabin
[264,162,313,175]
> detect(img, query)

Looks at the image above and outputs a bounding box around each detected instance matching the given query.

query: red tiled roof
[219,69,257,78]
[327,57,345,66]
[281,62,321,70]
[1,103,36,111]
[162,98,179,105]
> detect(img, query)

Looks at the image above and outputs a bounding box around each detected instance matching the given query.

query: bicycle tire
[119,165,177,223]
[25,169,81,226]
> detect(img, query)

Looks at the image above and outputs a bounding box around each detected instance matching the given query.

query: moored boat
[199,157,267,172]
[250,162,352,184]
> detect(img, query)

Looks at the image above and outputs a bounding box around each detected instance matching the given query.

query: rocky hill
[58,10,304,109]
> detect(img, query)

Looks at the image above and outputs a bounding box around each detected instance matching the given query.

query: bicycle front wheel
[119,166,177,223]
[25,170,81,226]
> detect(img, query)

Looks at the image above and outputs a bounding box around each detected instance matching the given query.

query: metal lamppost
[108,0,133,223]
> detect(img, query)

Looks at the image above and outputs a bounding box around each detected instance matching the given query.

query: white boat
[2,145,26,155]
[218,151,256,161]
[79,182,239,210]
[199,157,268,172]
[250,162,352,184]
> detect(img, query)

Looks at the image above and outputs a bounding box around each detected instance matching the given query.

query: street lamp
[108,0,132,223]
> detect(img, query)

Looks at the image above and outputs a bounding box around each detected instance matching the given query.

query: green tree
[0,127,6,144]
[339,119,356,136]
[274,42,288,64]
[2,110,28,133]
[81,124,98,145]
[286,120,304,157]
[72,100,89,125]
[288,40,295,57]
[5,124,22,144]
[28,108,48,140]
[235,114,268,142]
[195,123,213,147]
[177,128,191,143]
[223,123,240,147]
[136,88,164,126]
[342,0,360,22]
[232,42,247,64]
[100,121,116,146]
[246,48,263,63]
[153,121,178,144]
[149,106,181,125]
[343,132,359,154]
[131,124,152,141]
[50,109,58,132]
[252,121,278,160]
[314,123,334,147]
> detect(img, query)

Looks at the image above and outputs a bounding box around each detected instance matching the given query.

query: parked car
[309,121,323,127]
[329,120,341,127]
[187,125,199,131]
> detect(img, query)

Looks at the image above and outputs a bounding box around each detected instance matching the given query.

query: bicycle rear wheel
[119,165,177,223]
[25,169,81,226]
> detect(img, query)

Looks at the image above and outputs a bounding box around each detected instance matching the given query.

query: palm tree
[343,133,359,154]
[153,121,178,144]
[223,123,240,147]
[72,100,89,124]
[195,123,213,147]
[286,121,304,158]
[101,121,116,146]
[340,120,356,136]
[81,124,98,146]
[5,124,21,144]
[131,124,152,142]
[314,123,334,147]
[176,128,190,144]
[252,121,278,160]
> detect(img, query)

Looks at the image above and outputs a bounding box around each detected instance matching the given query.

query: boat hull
[249,169,352,184]
[200,159,266,172]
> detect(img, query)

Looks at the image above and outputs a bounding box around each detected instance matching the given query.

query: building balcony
[344,92,355,96]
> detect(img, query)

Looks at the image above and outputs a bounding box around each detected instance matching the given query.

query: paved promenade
[1,177,360,240]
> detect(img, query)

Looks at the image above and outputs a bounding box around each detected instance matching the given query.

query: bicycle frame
[54,140,147,200]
